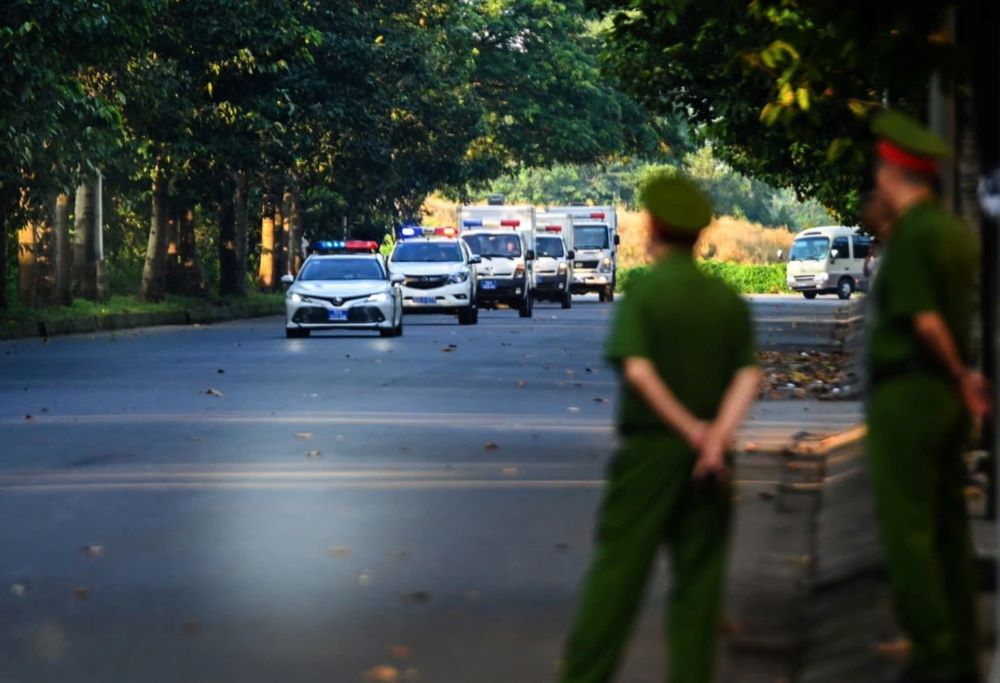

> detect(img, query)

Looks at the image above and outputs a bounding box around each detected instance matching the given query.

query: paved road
[0,297,860,683]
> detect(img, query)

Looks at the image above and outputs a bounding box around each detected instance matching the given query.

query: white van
[785,226,873,300]
[533,212,575,309]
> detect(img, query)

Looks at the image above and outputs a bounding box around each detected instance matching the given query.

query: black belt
[870,360,945,386]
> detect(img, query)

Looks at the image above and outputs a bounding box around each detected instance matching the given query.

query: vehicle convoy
[282,240,404,338]
[457,205,537,318]
[533,212,575,309]
[548,205,619,302]
[388,226,480,325]
[785,225,872,300]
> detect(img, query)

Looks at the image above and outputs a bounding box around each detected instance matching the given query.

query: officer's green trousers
[867,374,978,680]
[560,434,731,683]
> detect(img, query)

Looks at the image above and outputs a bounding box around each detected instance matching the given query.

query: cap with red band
[871,109,949,176]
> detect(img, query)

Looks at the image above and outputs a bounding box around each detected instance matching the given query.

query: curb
[0,302,283,341]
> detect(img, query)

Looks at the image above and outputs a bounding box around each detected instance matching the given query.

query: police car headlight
[288,293,303,303]
[366,292,390,303]
[558,262,568,273]
[600,257,612,272]
[447,269,470,284]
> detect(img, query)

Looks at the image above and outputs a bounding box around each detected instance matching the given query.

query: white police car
[388,226,480,325]
[282,240,404,339]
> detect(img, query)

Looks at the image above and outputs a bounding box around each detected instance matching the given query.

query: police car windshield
[535,236,565,258]
[462,234,522,258]
[574,225,609,249]
[790,237,830,261]
[298,258,385,281]
[392,242,464,263]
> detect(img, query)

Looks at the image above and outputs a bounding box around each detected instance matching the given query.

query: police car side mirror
[280,274,294,286]
[390,273,405,284]
[525,249,536,261]
[468,255,482,265]
[567,250,576,260]
[613,234,621,246]
[830,249,840,261]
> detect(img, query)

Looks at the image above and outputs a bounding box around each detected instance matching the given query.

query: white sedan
[282,246,404,339]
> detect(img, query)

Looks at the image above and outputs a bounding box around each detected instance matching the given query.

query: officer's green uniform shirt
[867,200,977,382]
[606,251,757,434]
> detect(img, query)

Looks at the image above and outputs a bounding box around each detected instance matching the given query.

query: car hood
[291,280,386,298]
[477,255,518,277]
[786,260,827,276]
[535,256,562,273]
[389,262,466,277]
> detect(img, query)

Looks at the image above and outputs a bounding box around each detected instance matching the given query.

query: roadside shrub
[616,262,788,295]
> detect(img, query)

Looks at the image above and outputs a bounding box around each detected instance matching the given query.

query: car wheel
[286,327,309,338]
[605,285,615,303]
[598,290,607,303]
[803,291,818,300]
[519,293,533,318]
[378,328,395,338]
[395,318,404,337]
[561,291,573,309]
[837,277,854,300]
[459,306,478,325]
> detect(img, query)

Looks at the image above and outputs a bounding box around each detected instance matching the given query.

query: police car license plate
[328,309,348,321]
[415,297,436,305]
[480,280,497,290]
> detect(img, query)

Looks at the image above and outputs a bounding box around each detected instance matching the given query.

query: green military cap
[638,174,713,233]
[872,109,949,173]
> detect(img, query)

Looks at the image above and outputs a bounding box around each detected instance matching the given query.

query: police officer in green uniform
[559,175,763,683]
[866,110,993,683]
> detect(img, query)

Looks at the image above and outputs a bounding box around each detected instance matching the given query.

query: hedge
[616,262,788,295]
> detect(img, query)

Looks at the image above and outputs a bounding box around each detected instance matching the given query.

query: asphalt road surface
[0,296,861,683]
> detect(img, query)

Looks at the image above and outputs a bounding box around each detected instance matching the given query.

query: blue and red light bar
[311,240,380,254]
[399,226,458,239]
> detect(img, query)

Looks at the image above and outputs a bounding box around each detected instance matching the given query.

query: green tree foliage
[1,0,662,309]
[589,0,959,221]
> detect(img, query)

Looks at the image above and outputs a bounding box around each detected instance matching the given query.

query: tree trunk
[273,201,287,279]
[285,186,304,276]
[17,220,37,307]
[54,194,72,306]
[219,194,238,297]
[164,201,182,294]
[0,206,6,311]
[257,204,276,291]
[72,172,108,300]
[178,206,205,296]
[34,201,56,306]
[140,169,170,301]
[234,171,249,295]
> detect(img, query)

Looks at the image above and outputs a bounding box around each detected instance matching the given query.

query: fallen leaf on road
[873,637,911,659]
[24,414,33,421]
[189,436,203,442]
[440,347,454,353]
[182,620,201,636]
[593,398,608,404]
[204,388,223,397]
[10,584,26,598]
[82,545,104,558]
[305,450,321,458]
[465,589,480,604]
[295,432,313,440]
[328,546,349,558]
[216,368,225,374]
[516,380,527,388]
[73,586,90,601]
[501,466,519,477]
[484,442,500,453]
[554,543,570,553]
[403,591,431,605]
[364,664,400,683]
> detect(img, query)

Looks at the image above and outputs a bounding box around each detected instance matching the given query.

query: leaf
[295,432,313,440]
[82,545,104,558]
[205,388,223,397]
[795,87,810,111]
[305,450,321,458]
[484,442,500,452]
[328,546,349,557]
[73,586,91,601]
[364,665,399,682]
[403,591,431,605]
[501,466,519,477]
[10,584,27,598]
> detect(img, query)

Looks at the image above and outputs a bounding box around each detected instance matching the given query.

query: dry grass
[422,195,796,268]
